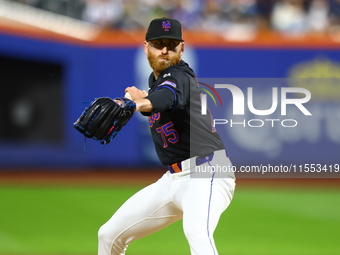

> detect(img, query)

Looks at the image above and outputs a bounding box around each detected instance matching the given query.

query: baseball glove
[73,97,136,145]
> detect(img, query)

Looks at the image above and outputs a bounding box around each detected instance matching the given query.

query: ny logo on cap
[162,21,171,31]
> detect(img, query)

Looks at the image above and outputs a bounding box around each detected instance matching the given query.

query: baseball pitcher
[74,17,236,255]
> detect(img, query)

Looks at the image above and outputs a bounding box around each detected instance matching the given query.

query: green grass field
[1,182,339,255]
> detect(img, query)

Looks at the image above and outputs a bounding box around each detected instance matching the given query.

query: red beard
[147,51,181,74]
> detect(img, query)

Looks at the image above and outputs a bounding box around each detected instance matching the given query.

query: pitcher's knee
[183,227,218,255]
[98,224,112,245]
[98,224,128,255]
[183,224,215,244]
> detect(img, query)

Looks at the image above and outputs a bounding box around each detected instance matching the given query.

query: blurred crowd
[10,0,340,36]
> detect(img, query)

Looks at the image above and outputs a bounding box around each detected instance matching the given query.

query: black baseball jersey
[144,60,225,166]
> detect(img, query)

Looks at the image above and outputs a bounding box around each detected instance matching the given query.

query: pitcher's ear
[143,41,149,55]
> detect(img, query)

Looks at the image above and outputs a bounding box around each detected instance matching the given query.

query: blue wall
[0,33,339,169]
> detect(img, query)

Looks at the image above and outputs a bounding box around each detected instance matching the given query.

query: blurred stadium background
[0,0,339,254]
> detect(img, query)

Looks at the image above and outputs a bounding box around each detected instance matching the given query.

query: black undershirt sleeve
[145,87,175,113]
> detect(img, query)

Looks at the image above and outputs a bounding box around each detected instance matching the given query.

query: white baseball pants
[98,151,235,255]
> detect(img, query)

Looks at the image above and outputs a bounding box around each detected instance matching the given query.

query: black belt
[168,153,214,174]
